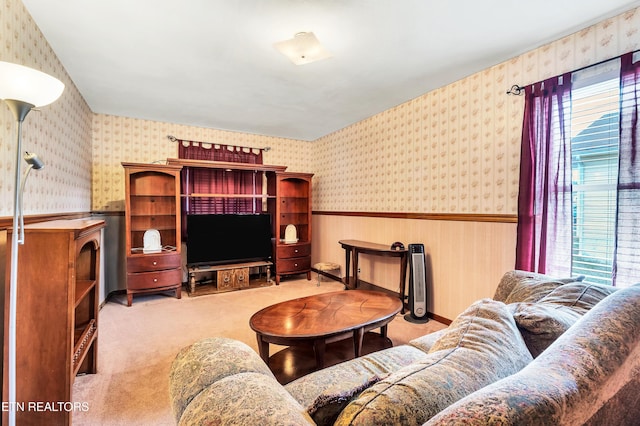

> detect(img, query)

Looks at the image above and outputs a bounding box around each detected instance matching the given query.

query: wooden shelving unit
[3,218,105,426]
[268,172,314,284]
[122,162,183,306]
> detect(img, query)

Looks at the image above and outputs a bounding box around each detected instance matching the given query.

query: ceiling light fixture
[274,32,332,66]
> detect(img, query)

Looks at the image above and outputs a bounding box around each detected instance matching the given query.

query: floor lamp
[0,61,64,426]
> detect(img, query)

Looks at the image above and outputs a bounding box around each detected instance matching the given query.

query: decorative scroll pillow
[335,299,533,426]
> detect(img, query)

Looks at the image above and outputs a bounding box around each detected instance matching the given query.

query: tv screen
[186,214,272,266]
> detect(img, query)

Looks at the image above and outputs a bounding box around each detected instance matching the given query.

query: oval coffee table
[249,290,403,372]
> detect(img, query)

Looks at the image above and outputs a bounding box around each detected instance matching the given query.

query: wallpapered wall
[93,6,640,216]
[2,0,640,219]
[91,115,312,211]
[0,0,93,218]
[314,7,640,214]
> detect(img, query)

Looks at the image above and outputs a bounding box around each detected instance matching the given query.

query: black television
[186,214,273,266]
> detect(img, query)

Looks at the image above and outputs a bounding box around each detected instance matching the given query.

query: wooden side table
[339,239,408,312]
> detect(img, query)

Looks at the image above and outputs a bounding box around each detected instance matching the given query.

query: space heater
[404,243,429,323]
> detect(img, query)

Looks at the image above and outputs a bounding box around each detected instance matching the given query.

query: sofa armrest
[408,328,448,353]
[169,337,312,424]
[178,372,314,425]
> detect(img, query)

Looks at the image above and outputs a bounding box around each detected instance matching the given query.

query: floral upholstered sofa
[169,271,640,425]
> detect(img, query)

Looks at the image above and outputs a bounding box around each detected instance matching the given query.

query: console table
[339,239,408,311]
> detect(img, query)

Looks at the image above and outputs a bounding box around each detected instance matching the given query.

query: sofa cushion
[334,299,533,425]
[503,276,580,305]
[537,281,617,313]
[285,344,428,426]
[510,302,583,357]
[169,337,275,422]
[493,270,583,303]
[178,372,314,426]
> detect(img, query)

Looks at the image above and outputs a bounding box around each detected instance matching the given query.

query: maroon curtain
[614,53,640,287]
[515,74,573,275]
[177,140,264,237]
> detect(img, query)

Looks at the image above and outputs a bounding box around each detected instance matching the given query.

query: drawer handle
[294,249,299,253]
[238,275,245,281]
[153,261,157,266]
[153,278,158,283]
[294,263,298,267]
[224,277,230,283]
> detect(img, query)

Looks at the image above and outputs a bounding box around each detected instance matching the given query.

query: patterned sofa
[169,271,640,425]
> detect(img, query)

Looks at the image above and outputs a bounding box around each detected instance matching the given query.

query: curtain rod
[507,49,640,96]
[167,135,271,152]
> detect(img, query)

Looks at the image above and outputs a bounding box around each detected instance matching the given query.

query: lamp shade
[0,61,64,107]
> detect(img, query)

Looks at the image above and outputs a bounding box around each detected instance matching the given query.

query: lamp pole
[5,99,34,426]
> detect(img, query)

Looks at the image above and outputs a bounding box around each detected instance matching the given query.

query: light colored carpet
[71,277,446,425]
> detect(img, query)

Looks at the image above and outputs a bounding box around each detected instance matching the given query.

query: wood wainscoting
[311,211,517,323]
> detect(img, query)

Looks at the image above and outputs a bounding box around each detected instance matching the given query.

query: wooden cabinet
[122,163,183,306]
[269,172,314,284]
[3,218,104,426]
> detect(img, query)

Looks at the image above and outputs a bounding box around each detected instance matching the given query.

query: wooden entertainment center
[122,159,313,298]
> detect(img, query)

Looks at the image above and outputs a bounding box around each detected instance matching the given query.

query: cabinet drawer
[277,257,311,274]
[216,268,250,290]
[216,270,235,290]
[127,253,180,272]
[234,268,250,288]
[127,268,181,290]
[277,243,311,259]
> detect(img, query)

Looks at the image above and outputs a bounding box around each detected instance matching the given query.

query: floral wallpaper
[2,0,640,219]
[313,7,640,214]
[0,0,93,218]
[91,114,312,211]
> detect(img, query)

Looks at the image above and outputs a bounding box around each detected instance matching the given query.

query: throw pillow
[510,282,617,357]
[335,299,533,426]
[307,375,381,426]
[510,302,583,357]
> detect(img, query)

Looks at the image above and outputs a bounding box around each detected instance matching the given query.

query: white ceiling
[22,0,640,141]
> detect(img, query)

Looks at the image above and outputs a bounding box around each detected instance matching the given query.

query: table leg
[380,324,389,339]
[344,247,351,288]
[353,328,365,357]
[399,252,408,314]
[189,274,196,293]
[313,339,326,369]
[256,334,269,364]
[353,249,359,288]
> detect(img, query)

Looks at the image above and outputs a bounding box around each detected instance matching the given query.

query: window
[516,51,640,288]
[570,73,619,285]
